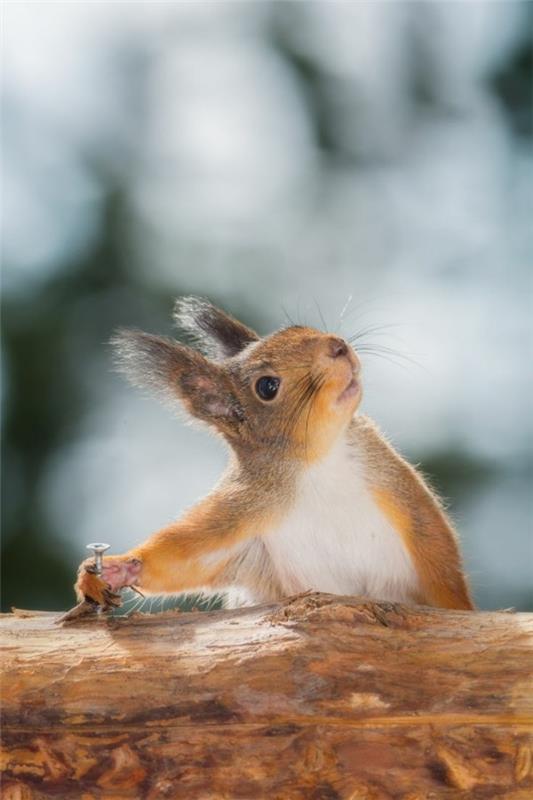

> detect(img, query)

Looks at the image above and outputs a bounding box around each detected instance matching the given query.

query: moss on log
[1,593,532,799]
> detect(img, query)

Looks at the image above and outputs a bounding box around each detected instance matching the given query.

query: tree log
[1,593,532,799]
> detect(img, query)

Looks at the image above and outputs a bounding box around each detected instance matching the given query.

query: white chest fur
[263,437,420,602]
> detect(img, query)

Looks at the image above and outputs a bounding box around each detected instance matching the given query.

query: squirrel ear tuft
[110,329,192,400]
[110,328,244,427]
[174,296,259,360]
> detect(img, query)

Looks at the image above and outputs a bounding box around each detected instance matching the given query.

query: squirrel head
[112,297,361,463]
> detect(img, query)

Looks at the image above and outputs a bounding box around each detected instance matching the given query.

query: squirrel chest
[263,437,421,602]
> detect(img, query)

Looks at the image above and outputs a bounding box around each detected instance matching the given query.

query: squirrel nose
[328,337,348,359]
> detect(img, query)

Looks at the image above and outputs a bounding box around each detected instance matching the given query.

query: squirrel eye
[255,376,280,401]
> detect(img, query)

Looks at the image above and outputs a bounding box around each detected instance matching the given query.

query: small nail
[86,543,110,576]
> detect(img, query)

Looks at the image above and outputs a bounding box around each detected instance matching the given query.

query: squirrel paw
[99,558,142,593]
[76,557,142,607]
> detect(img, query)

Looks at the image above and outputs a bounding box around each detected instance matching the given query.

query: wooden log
[1,593,532,799]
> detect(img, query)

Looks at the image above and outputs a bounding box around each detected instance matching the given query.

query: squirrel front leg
[75,492,261,606]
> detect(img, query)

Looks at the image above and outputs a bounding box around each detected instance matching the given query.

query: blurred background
[2,1,532,613]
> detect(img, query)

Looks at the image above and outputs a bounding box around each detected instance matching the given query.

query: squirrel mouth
[337,377,359,403]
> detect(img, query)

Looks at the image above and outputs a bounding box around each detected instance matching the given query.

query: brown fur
[76,298,474,611]
[351,416,474,610]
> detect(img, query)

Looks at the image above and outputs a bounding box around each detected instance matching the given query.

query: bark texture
[1,593,532,800]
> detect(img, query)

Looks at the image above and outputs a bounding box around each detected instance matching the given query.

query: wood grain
[1,593,532,799]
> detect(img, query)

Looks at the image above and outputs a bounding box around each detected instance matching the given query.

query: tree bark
[1,593,532,799]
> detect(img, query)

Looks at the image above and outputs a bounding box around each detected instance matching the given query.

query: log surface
[1,593,532,799]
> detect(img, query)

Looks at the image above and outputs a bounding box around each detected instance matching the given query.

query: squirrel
[75,296,474,612]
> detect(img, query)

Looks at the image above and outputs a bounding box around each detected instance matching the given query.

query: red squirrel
[75,297,474,611]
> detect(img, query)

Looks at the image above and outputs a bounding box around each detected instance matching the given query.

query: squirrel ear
[111,329,244,425]
[174,296,259,360]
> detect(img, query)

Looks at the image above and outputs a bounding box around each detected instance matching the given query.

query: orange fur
[130,517,258,595]
[99,481,285,598]
[74,298,474,611]
[373,486,473,610]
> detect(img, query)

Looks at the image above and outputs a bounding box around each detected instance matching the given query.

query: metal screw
[86,543,110,576]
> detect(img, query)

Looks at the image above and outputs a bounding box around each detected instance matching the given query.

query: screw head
[86,543,111,555]
[86,543,110,579]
